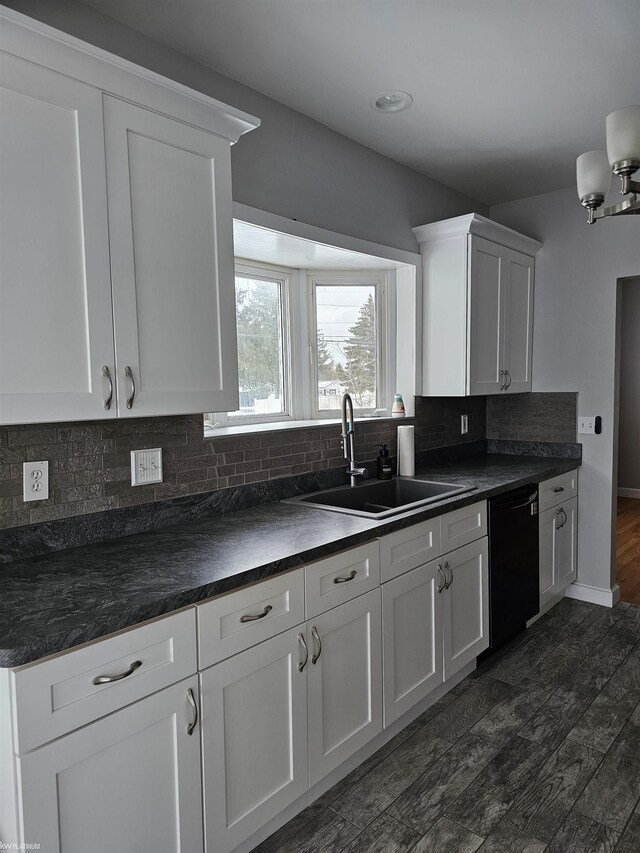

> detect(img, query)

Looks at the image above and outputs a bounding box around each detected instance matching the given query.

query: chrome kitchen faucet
[341,393,366,487]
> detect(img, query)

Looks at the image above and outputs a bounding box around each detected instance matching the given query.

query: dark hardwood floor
[253,598,640,853]
[617,497,640,606]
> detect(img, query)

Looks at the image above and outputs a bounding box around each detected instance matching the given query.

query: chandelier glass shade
[576,105,640,224]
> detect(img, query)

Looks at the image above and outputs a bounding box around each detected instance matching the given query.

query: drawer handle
[239,604,273,623]
[92,659,142,685]
[186,688,198,736]
[333,570,357,584]
[553,486,565,493]
[298,632,308,672]
[311,626,322,664]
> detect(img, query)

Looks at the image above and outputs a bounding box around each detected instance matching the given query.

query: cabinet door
[17,676,203,853]
[502,248,534,393]
[467,236,505,396]
[0,54,115,425]
[555,497,578,591]
[307,589,382,786]
[539,506,558,609]
[382,562,443,727]
[200,627,308,853]
[443,539,489,680]
[103,96,239,417]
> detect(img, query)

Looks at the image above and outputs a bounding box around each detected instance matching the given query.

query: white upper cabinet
[413,213,541,397]
[0,55,116,424]
[104,97,239,417]
[0,8,259,425]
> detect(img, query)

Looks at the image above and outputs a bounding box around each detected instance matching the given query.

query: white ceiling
[233,220,404,270]
[80,0,640,205]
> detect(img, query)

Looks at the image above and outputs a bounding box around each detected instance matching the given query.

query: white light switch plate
[131,448,163,486]
[461,414,469,434]
[23,460,49,501]
[578,416,596,435]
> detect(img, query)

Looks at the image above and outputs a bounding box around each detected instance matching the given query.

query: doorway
[615,275,640,605]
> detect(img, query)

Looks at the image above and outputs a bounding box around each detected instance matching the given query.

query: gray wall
[491,187,640,597]
[4,0,484,253]
[618,278,640,492]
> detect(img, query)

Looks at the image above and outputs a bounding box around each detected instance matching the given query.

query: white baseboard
[565,582,620,608]
[617,488,640,499]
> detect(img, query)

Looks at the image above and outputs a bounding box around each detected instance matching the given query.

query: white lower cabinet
[307,589,383,786]
[382,562,443,726]
[200,627,308,853]
[442,538,489,680]
[200,589,383,852]
[17,675,203,853]
[539,495,578,609]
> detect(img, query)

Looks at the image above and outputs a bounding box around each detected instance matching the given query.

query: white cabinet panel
[305,542,380,618]
[440,500,487,553]
[17,676,203,853]
[382,561,443,726]
[539,470,578,512]
[503,249,534,393]
[539,506,557,609]
[307,589,382,786]
[0,54,115,424]
[104,96,239,417]
[468,236,504,396]
[443,538,489,680]
[556,498,578,590]
[379,518,441,582]
[201,627,308,853]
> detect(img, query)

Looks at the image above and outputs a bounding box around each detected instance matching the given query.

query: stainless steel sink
[283,477,476,519]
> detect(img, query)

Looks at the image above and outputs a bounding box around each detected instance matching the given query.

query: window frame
[307,271,390,420]
[208,260,294,429]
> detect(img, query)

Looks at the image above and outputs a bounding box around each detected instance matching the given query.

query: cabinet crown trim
[0,6,261,142]
[413,213,542,256]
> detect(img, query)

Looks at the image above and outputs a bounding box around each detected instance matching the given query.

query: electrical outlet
[578,416,595,435]
[23,460,49,501]
[131,448,163,486]
[461,414,469,435]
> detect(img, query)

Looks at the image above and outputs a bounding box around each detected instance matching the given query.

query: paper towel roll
[397,425,415,476]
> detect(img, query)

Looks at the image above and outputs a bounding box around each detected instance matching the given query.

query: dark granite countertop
[0,453,580,667]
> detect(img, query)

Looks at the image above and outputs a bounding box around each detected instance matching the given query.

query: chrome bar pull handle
[186,687,198,735]
[239,604,272,623]
[102,366,113,410]
[92,659,142,685]
[311,626,322,664]
[437,564,446,593]
[298,632,308,672]
[444,561,453,589]
[334,570,357,584]
[124,365,136,409]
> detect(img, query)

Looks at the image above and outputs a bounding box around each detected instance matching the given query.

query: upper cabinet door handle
[102,366,113,410]
[124,365,136,409]
[333,570,357,584]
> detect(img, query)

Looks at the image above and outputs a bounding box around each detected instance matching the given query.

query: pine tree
[317,331,337,382]
[336,294,376,407]
[235,280,282,401]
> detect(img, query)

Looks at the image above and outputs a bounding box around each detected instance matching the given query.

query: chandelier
[576,106,640,224]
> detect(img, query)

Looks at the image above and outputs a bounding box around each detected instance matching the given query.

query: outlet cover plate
[23,460,49,501]
[461,414,469,435]
[131,448,163,486]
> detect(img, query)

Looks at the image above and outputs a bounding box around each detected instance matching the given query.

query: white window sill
[204,414,414,439]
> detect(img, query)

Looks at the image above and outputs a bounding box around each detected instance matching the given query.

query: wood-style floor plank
[617,497,640,606]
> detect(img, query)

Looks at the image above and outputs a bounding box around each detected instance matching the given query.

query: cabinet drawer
[197,569,305,669]
[440,500,487,552]
[379,518,441,582]
[10,609,197,754]
[305,542,380,618]
[539,470,578,512]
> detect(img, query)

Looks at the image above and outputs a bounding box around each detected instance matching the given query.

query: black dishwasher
[484,485,540,655]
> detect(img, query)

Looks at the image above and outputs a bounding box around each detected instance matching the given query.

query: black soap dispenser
[377,444,392,480]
